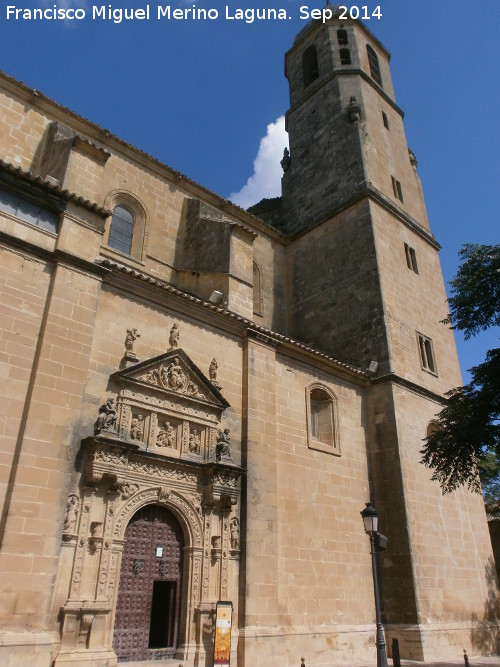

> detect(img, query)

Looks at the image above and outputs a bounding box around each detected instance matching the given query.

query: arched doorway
[113,504,185,662]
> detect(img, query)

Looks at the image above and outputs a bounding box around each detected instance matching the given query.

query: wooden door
[113,505,184,662]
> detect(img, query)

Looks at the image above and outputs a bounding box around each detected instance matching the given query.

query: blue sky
[0,0,498,381]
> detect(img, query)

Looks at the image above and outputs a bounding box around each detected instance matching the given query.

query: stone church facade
[0,13,497,667]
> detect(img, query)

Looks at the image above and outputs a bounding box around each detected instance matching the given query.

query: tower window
[108,204,135,255]
[339,49,351,65]
[391,176,404,203]
[417,333,437,374]
[337,29,348,45]
[306,384,340,455]
[366,45,382,86]
[302,45,319,88]
[382,111,389,129]
[404,243,419,274]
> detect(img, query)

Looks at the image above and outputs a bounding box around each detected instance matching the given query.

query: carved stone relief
[63,494,80,535]
[141,357,206,399]
[155,419,178,449]
[94,398,117,435]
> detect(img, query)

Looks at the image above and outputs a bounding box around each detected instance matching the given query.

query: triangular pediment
[112,349,229,410]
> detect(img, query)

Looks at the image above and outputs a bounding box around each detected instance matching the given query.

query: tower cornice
[285,67,405,129]
[286,182,440,251]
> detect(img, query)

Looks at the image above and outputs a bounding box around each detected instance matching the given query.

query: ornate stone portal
[55,349,243,667]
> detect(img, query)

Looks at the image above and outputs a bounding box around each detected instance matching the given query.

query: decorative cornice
[287,180,440,250]
[96,257,367,381]
[0,158,110,217]
[371,372,449,404]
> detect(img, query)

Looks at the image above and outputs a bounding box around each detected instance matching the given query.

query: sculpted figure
[94,398,117,434]
[216,428,232,462]
[209,358,218,382]
[130,415,144,441]
[230,517,240,550]
[167,357,185,390]
[169,323,179,350]
[125,328,140,354]
[63,494,79,533]
[160,365,169,388]
[188,429,201,454]
[157,421,176,448]
[280,146,291,173]
[186,380,203,398]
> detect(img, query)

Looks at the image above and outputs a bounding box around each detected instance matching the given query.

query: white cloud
[229,116,288,210]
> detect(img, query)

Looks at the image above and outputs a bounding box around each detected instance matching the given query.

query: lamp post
[361,502,388,667]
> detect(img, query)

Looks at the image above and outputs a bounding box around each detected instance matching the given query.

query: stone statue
[216,428,232,462]
[348,96,361,123]
[130,415,144,441]
[63,494,79,533]
[230,517,239,550]
[188,429,201,454]
[157,421,176,448]
[94,398,117,434]
[168,323,179,350]
[166,357,185,390]
[125,328,140,354]
[209,358,218,382]
[280,147,291,173]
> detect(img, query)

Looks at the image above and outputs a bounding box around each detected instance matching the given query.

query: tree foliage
[421,244,500,502]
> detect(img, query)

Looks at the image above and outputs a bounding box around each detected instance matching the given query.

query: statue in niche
[125,328,140,355]
[169,323,179,350]
[157,421,176,448]
[166,357,185,390]
[63,494,80,533]
[230,517,240,550]
[130,415,145,441]
[94,398,117,434]
[216,428,233,462]
[188,429,201,454]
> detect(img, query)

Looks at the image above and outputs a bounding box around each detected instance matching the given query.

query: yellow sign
[214,601,233,667]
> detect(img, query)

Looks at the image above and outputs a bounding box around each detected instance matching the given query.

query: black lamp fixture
[360,502,388,667]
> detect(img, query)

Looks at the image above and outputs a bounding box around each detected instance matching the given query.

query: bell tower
[282,13,452,381]
[281,14,493,661]
[282,14,429,237]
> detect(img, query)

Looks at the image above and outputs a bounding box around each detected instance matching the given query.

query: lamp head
[361,502,379,534]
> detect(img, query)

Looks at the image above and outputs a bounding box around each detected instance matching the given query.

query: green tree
[420,243,500,511]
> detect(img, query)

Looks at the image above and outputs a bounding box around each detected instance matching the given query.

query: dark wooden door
[113,505,184,662]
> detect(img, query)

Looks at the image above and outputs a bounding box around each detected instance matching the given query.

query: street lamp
[361,502,388,667]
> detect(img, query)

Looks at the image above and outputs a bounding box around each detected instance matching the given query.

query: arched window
[306,384,340,455]
[366,44,382,86]
[253,261,263,316]
[108,204,135,255]
[302,45,319,88]
[104,191,148,261]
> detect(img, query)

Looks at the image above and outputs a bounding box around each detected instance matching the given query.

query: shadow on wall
[471,557,500,655]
